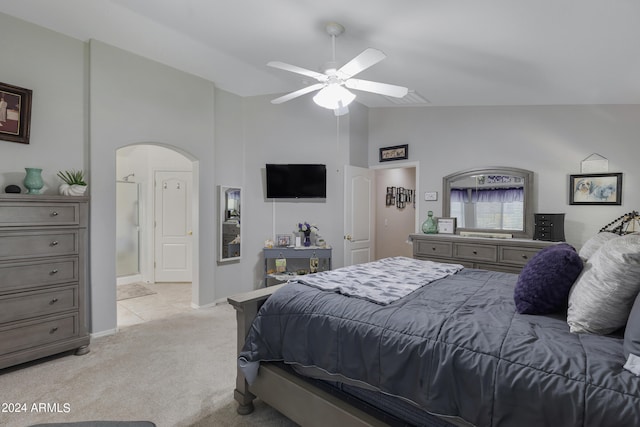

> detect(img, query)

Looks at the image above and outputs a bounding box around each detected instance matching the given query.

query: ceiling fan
[268,22,409,116]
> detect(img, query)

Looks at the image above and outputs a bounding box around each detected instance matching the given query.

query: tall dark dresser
[0,194,90,369]
[533,213,566,242]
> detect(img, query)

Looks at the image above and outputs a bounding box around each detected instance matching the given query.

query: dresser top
[0,194,89,202]
[410,233,559,248]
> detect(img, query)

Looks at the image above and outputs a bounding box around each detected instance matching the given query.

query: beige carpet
[0,303,297,427]
[116,283,157,301]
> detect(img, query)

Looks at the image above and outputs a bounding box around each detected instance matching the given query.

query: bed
[229,247,640,426]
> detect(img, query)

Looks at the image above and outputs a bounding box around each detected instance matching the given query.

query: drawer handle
[50,241,59,246]
[51,211,59,217]
[50,269,59,275]
[431,247,437,251]
[472,250,478,255]
[49,327,59,334]
[521,254,528,259]
[50,298,59,305]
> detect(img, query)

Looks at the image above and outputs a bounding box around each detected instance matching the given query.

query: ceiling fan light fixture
[313,84,356,110]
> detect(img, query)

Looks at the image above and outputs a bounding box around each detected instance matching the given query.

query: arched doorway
[115,144,197,327]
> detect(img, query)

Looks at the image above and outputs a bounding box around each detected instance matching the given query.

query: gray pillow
[567,233,640,335]
[578,232,619,260]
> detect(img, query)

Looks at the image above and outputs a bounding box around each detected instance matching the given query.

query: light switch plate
[424,191,438,201]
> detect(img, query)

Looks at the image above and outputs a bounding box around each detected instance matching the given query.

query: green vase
[24,168,44,194]
[422,210,437,234]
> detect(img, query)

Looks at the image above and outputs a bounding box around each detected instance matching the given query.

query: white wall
[236,94,355,290]
[89,40,216,333]
[5,12,640,335]
[369,105,640,247]
[213,91,372,295]
[0,13,85,192]
[348,103,369,168]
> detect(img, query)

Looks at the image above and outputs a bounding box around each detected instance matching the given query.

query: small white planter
[59,183,87,196]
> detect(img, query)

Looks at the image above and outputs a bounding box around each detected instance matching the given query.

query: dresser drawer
[499,246,540,266]
[0,314,78,354]
[0,285,78,323]
[414,240,453,258]
[0,257,78,292]
[454,243,497,262]
[0,202,81,227]
[0,230,79,261]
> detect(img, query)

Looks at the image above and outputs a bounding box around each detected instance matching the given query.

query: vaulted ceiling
[2,0,640,108]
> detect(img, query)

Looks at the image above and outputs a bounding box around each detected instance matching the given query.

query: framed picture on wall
[569,173,622,205]
[0,82,32,145]
[379,144,408,162]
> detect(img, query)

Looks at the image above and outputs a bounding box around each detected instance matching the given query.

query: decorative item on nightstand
[297,222,319,247]
[534,213,566,242]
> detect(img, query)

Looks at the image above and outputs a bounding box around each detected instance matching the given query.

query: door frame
[115,143,199,311]
[369,160,421,243]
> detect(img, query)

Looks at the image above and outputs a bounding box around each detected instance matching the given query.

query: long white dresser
[0,194,90,369]
[411,233,557,273]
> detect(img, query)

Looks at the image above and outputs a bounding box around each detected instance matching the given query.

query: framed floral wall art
[569,173,622,205]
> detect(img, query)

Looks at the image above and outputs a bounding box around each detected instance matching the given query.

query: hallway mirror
[218,185,242,262]
[442,167,534,239]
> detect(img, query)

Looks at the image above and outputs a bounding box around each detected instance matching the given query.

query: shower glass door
[116,181,140,277]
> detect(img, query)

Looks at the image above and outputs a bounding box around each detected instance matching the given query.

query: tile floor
[117,282,193,328]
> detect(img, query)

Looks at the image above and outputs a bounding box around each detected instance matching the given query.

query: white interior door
[154,171,192,282]
[344,165,375,266]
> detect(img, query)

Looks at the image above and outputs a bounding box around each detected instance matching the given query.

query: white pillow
[567,233,640,335]
[578,232,619,260]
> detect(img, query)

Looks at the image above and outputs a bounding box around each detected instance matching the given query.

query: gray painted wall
[88,40,216,333]
[369,106,640,246]
[3,12,640,335]
[0,13,86,192]
[238,94,353,291]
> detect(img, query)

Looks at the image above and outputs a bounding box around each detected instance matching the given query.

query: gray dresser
[411,233,556,273]
[0,194,90,369]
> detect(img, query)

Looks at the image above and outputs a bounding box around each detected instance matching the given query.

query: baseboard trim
[91,328,118,339]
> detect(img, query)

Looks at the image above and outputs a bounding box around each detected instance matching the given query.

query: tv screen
[266,164,327,199]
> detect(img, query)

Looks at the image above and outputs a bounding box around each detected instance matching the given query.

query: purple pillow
[514,243,583,314]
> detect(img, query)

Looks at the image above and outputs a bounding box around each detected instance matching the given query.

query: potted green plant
[57,169,88,196]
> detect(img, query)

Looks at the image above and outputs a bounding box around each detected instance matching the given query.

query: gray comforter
[239,268,639,426]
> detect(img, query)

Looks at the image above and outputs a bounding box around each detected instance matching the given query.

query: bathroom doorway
[115,144,195,327]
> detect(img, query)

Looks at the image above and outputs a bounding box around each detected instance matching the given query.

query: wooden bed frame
[228,285,468,427]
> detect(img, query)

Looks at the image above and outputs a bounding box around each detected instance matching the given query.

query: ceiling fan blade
[337,48,386,79]
[267,61,327,82]
[345,78,409,98]
[271,83,325,104]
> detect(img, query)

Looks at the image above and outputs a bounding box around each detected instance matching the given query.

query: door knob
[188,231,193,235]
[344,234,353,241]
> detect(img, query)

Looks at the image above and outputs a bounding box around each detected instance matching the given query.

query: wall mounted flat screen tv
[266,164,327,199]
